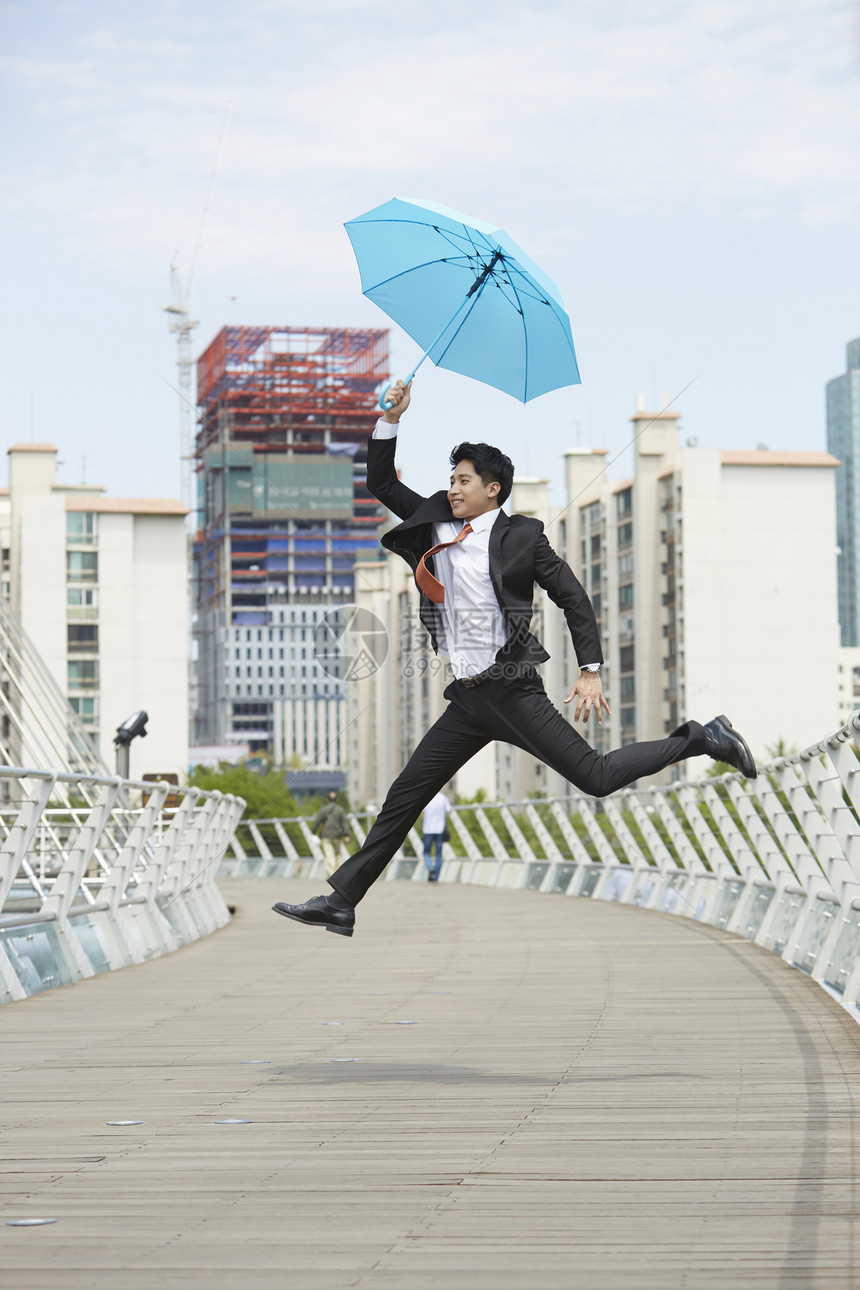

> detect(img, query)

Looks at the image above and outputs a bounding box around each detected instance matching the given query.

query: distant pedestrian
[421,789,450,882]
[312,791,351,879]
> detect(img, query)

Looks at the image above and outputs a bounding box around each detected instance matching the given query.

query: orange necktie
[415,523,473,604]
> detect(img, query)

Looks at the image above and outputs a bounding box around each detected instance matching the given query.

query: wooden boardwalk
[2,877,860,1289]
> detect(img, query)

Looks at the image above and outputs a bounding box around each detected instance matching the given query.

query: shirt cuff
[581,663,601,672]
[372,418,399,440]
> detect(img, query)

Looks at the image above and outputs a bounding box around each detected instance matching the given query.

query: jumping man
[273,380,755,937]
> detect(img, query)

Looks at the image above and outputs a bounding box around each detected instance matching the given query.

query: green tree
[188,763,298,820]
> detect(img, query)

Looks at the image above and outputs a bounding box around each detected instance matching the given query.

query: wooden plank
[1,878,859,1289]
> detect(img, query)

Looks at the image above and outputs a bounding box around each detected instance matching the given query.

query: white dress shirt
[431,506,508,677]
[373,418,505,677]
[371,419,600,678]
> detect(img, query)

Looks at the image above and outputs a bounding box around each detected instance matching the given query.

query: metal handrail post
[0,772,56,917]
[103,783,169,915]
[135,787,200,910]
[41,779,120,923]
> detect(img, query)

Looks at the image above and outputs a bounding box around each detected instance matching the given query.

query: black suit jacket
[367,436,603,669]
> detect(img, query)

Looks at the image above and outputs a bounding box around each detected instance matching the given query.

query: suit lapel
[488,510,510,613]
[381,491,454,569]
[393,492,454,531]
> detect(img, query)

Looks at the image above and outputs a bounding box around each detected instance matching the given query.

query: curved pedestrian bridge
[3,877,859,1289]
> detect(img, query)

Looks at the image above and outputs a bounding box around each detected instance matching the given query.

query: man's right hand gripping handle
[381,379,411,423]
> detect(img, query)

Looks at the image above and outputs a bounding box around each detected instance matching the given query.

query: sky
[2,0,859,506]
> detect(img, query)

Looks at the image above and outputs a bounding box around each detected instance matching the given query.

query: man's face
[448,459,500,521]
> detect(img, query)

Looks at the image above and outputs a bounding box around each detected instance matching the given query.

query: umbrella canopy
[344,197,580,405]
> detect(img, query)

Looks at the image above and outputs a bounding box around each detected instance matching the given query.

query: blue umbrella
[344,197,581,410]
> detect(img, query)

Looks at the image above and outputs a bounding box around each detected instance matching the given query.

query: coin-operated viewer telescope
[114,710,148,779]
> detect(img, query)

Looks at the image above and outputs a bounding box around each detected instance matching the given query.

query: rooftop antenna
[164,98,234,515]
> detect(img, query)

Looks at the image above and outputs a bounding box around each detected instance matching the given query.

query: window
[67,551,98,583]
[67,588,97,607]
[69,696,98,725]
[617,522,633,549]
[67,624,98,654]
[618,583,634,609]
[620,645,635,672]
[66,512,97,545]
[616,489,632,518]
[68,659,98,690]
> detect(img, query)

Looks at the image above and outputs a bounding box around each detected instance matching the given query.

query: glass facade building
[827,338,860,646]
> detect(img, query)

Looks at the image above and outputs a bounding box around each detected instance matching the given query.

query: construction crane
[164,99,234,516]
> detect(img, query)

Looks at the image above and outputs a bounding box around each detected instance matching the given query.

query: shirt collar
[461,506,504,535]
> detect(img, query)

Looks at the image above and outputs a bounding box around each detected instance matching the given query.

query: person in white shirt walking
[273,380,756,938]
[421,789,450,882]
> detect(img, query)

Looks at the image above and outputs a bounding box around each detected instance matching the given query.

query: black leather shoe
[703,714,757,779]
[272,895,355,937]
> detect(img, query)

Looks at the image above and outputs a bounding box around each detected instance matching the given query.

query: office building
[827,337,860,646]
[193,325,388,761]
[837,647,860,726]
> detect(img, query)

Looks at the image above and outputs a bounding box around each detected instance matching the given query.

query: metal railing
[0,767,244,1003]
[222,713,860,1019]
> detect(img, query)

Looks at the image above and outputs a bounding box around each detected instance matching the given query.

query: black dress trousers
[329,670,707,907]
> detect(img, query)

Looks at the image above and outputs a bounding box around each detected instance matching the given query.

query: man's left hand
[564,671,611,724]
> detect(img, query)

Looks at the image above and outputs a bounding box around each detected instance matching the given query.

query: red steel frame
[196,325,389,455]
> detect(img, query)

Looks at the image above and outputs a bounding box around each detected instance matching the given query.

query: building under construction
[193,324,390,762]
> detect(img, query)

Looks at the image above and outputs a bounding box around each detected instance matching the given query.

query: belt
[457,662,537,688]
[457,666,501,688]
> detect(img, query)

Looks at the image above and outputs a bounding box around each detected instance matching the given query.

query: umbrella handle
[378,365,420,412]
[378,382,395,412]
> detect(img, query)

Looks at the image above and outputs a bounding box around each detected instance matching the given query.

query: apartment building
[0,443,188,778]
[563,399,840,772]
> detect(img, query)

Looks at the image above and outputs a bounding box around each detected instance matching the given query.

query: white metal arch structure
[224,713,860,1019]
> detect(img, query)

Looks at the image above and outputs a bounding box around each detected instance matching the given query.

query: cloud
[4,0,858,290]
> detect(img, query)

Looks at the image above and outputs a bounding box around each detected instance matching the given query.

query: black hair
[449,442,514,507]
